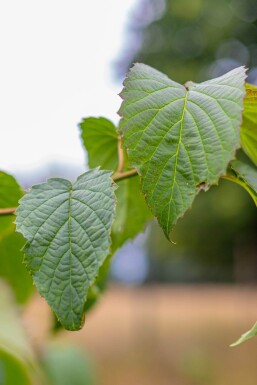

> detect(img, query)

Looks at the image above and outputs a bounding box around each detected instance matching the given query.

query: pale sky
[0,0,138,174]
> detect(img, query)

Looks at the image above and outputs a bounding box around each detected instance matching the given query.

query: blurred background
[1,0,257,384]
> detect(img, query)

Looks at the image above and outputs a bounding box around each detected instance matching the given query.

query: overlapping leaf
[80,116,152,251]
[0,172,33,303]
[0,171,23,209]
[241,83,257,165]
[16,170,116,330]
[119,64,246,238]
[80,117,152,312]
[111,177,152,250]
[0,171,23,236]
[228,159,257,205]
[80,117,118,170]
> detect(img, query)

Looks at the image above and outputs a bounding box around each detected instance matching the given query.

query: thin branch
[117,136,124,173]
[112,168,138,182]
[0,207,16,215]
[221,175,237,182]
[0,170,139,215]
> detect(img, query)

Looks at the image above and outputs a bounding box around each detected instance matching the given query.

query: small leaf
[112,177,152,251]
[42,344,94,385]
[231,159,257,191]
[79,116,152,251]
[241,83,257,165]
[229,159,257,205]
[0,171,33,303]
[0,228,33,303]
[119,63,246,238]
[230,321,257,347]
[0,283,44,384]
[0,283,34,360]
[80,117,118,170]
[79,116,152,312]
[16,170,116,330]
[0,171,23,209]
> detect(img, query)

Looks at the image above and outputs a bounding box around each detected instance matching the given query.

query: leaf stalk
[112,168,138,182]
[0,208,16,215]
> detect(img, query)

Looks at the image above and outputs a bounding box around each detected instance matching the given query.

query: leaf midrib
[166,89,189,235]
[67,188,74,327]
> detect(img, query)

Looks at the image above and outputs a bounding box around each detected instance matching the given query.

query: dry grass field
[24,285,257,385]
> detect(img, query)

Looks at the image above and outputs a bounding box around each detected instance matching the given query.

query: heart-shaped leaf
[119,64,246,238]
[16,170,116,330]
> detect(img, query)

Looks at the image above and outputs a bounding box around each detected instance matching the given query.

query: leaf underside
[229,159,257,205]
[119,63,246,238]
[16,169,116,330]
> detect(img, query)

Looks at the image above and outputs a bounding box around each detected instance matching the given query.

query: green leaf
[42,344,94,385]
[228,159,257,205]
[79,116,153,314]
[230,321,257,347]
[231,159,257,192]
[83,255,111,313]
[0,350,32,385]
[0,171,23,209]
[0,171,33,303]
[0,283,34,361]
[119,63,246,238]
[80,117,118,170]
[0,171,23,236]
[83,177,153,314]
[79,116,152,251]
[16,170,116,330]
[79,116,153,312]
[0,228,33,303]
[0,283,45,384]
[112,177,152,251]
[241,83,257,165]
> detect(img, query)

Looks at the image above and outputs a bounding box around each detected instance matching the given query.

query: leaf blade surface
[80,117,118,170]
[241,83,257,165]
[16,169,116,330]
[0,171,33,303]
[119,64,246,238]
[227,159,257,205]
[79,116,152,311]
[79,116,152,250]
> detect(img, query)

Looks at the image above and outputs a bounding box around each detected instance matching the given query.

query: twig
[0,207,16,215]
[112,168,138,182]
[0,169,139,215]
[117,136,124,173]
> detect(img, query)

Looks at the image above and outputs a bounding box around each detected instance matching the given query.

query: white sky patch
[0,0,138,173]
